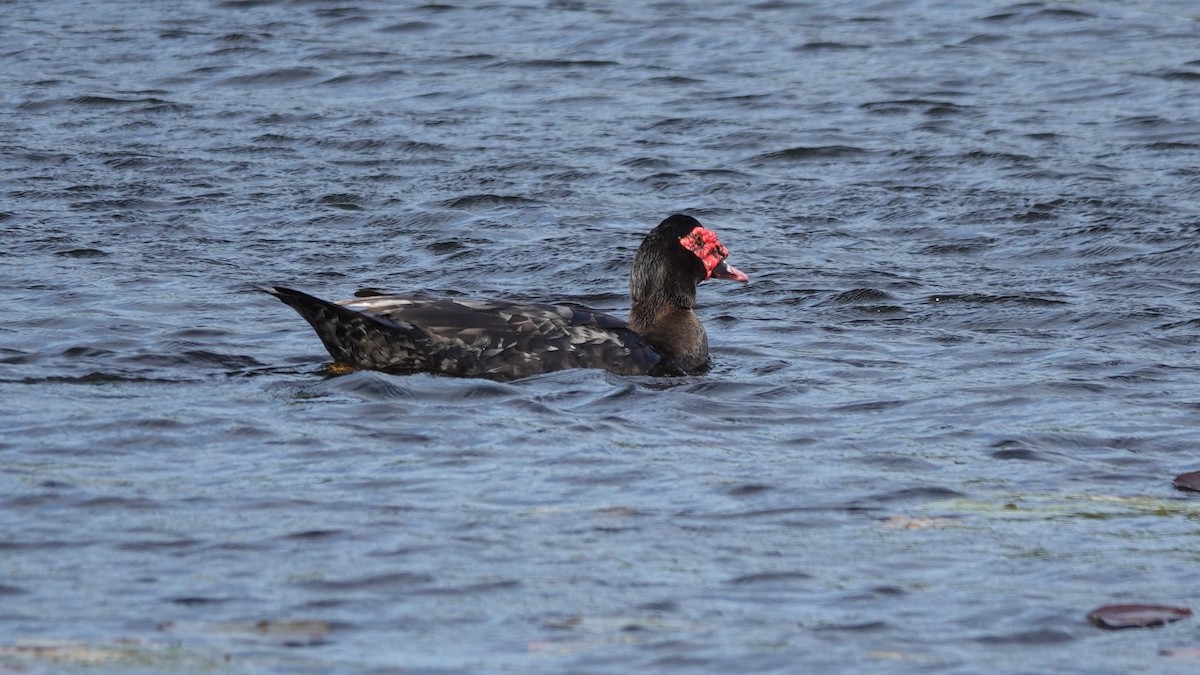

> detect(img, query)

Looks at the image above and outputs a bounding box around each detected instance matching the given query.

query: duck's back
[266,286,663,379]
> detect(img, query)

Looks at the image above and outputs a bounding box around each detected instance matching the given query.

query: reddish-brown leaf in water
[1087,604,1192,629]
[1173,471,1200,492]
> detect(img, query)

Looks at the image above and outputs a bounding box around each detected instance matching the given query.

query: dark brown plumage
[263,214,747,379]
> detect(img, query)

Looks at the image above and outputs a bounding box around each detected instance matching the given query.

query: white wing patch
[568,326,615,345]
[454,300,499,311]
[340,297,421,312]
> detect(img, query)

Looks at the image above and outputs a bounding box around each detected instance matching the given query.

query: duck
[263,214,748,379]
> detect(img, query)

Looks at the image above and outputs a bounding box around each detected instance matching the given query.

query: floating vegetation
[881,515,960,530]
[0,638,223,669]
[159,619,332,646]
[910,494,1200,522]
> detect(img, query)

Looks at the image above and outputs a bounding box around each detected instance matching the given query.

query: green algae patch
[0,638,225,671]
[914,494,1200,521]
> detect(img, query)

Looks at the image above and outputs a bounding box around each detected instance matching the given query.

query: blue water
[3,1,1200,672]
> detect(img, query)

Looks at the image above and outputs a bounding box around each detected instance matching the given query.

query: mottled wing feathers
[263,286,439,372]
[265,288,663,379]
[340,295,662,377]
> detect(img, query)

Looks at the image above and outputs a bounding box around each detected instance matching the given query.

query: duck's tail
[260,286,434,372]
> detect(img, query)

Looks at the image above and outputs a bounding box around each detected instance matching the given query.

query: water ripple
[2,0,1199,672]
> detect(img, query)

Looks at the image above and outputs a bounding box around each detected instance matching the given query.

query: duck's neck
[629,295,709,372]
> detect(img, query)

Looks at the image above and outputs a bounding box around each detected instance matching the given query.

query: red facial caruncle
[678,226,748,282]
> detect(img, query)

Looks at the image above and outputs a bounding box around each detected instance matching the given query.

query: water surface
[3,1,1200,672]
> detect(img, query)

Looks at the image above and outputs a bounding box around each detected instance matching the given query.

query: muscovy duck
[263,214,747,379]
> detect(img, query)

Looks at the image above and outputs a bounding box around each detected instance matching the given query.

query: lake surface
[3,0,1200,672]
